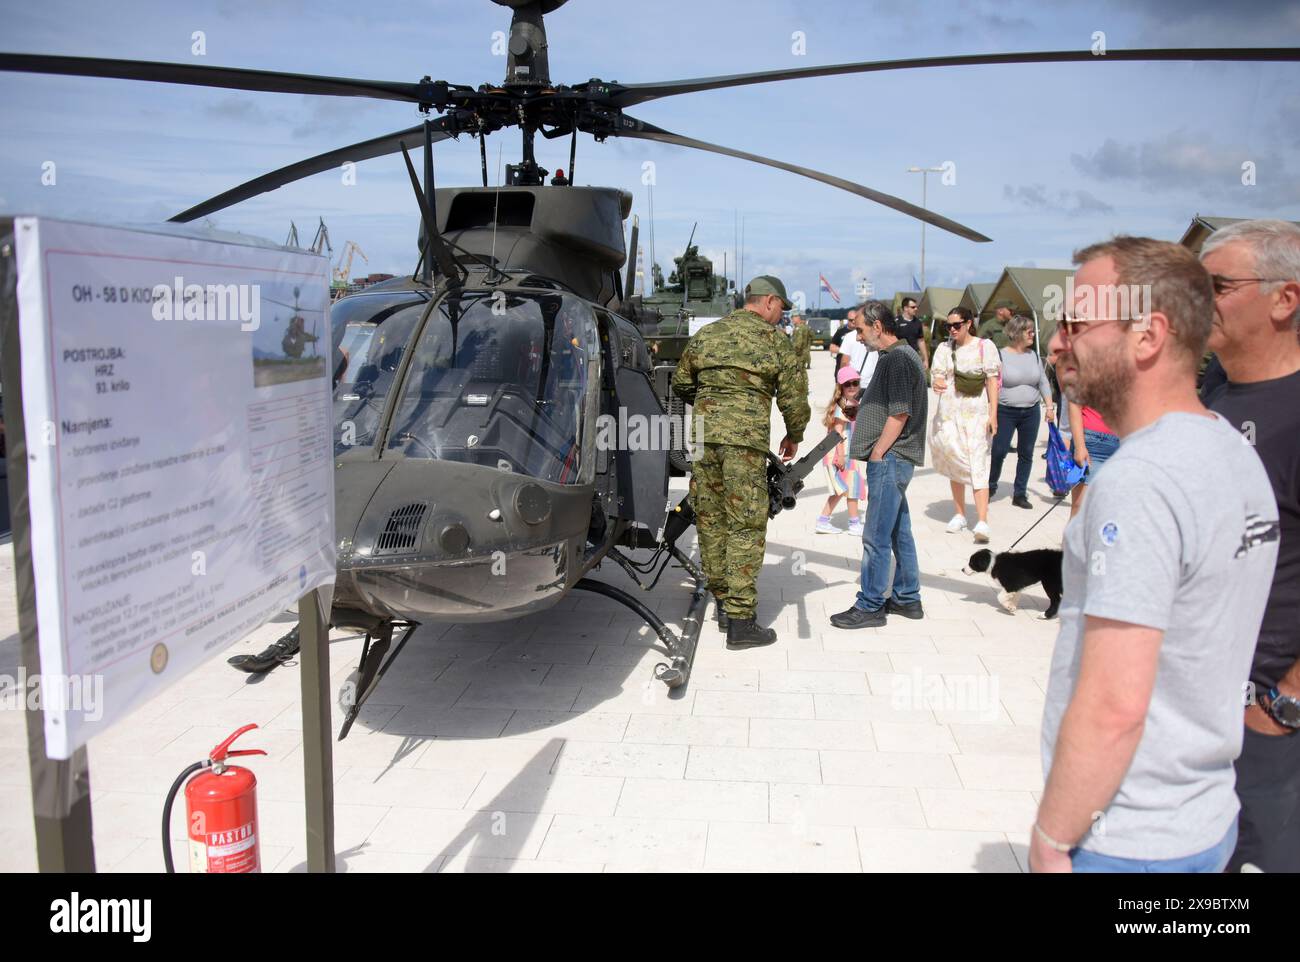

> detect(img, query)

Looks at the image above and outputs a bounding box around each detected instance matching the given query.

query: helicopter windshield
[333,295,429,452]
[385,290,601,485]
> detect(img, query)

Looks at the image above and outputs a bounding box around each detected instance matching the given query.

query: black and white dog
[963,548,1063,619]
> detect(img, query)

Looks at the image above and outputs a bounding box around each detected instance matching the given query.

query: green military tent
[1178,214,1300,254]
[958,282,997,322]
[981,266,1073,356]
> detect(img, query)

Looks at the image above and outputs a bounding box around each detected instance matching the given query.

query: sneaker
[830,606,887,629]
[946,514,969,534]
[815,517,843,534]
[972,521,991,544]
[846,519,864,537]
[1012,495,1033,509]
[886,598,924,620]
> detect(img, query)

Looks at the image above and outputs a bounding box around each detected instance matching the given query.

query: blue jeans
[1071,429,1120,485]
[854,452,920,611]
[989,403,1041,498]
[1070,819,1238,873]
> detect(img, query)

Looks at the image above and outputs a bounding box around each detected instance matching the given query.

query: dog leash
[1004,493,1068,553]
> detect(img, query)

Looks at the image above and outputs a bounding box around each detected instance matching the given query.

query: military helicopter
[264,287,322,359]
[4,1,1297,734]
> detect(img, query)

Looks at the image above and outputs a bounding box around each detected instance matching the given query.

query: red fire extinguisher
[162,724,266,873]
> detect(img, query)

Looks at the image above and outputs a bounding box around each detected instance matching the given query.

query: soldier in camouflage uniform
[672,276,811,647]
[791,314,813,369]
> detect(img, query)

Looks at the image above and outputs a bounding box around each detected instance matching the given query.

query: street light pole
[907,166,943,292]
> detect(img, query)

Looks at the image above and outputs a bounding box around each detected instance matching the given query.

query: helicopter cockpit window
[333,298,428,453]
[385,291,600,485]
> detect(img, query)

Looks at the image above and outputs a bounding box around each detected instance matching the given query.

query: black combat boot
[228,627,301,674]
[713,593,729,630]
[727,618,777,647]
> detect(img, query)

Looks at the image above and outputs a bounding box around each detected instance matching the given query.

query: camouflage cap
[744,275,793,310]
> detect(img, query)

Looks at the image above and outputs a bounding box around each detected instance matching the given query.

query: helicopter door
[595,308,671,537]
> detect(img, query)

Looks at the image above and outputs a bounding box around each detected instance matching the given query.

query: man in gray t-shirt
[1042,414,1277,861]
[1032,236,1280,873]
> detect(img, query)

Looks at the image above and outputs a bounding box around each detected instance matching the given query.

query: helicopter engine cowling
[332,458,594,623]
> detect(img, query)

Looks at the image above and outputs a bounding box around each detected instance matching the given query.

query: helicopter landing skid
[574,544,708,690]
[338,620,418,740]
[653,545,709,689]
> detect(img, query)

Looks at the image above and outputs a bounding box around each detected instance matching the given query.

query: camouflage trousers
[690,443,768,619]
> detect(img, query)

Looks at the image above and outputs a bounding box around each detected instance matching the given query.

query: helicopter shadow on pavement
[328,560,697,753]
[285,737,564,872]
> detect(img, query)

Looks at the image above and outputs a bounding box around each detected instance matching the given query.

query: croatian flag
[818,273,841,303]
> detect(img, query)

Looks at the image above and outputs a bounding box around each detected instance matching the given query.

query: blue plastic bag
[1046,422,1086,496]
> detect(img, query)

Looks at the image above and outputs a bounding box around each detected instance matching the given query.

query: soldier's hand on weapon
[778,436,797,463]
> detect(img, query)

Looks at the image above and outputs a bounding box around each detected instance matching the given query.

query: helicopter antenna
[479,126,489,188]
[568,127,577,184]
[490,141,504,274]
[398,141,462,288]
[421,117,437,287]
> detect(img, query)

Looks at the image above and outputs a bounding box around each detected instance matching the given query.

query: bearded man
[1031,237,1279,873]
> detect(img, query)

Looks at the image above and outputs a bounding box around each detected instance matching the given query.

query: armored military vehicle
[631,240,737,472]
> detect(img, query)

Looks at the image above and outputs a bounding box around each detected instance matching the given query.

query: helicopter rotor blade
[602,47,1300,108]
[610,116,991,243]
[170,123,452,222]
[0,52,424,102]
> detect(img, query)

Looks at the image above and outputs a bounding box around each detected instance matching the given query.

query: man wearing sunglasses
[1200,219,1300,873]
[1032,237,1279,873]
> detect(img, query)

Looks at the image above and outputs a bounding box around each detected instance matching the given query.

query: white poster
[13,217,337,759]
[687,315,722,336]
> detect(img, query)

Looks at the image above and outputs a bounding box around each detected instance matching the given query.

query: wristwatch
[1264,687,1300,730]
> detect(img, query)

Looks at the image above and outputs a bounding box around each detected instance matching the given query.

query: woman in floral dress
[929,307,1001,543]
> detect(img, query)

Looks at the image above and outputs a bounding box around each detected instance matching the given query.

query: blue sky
[3,0,1299,304]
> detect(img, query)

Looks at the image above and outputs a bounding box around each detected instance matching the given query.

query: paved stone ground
[0,349,1067,872]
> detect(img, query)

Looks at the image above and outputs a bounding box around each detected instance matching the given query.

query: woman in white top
[929,307,1000,543]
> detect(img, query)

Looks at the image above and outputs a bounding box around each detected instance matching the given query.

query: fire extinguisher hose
[162,760,209,873]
